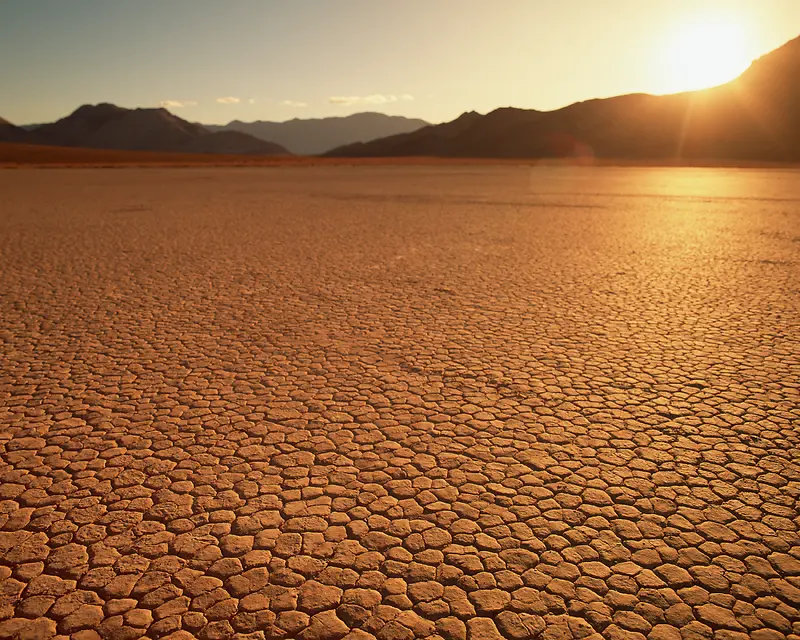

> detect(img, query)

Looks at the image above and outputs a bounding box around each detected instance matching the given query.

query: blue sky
[1,0,797,125]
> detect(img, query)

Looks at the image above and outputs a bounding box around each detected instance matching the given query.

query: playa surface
[0,165,798,640]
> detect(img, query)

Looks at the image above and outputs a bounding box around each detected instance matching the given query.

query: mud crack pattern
[0,166,798,640]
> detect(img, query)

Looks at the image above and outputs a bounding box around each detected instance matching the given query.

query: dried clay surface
[0,165,798,640]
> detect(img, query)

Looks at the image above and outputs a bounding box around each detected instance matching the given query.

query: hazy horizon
[1,0,798,126]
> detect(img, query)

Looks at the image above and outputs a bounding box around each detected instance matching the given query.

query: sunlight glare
[660,18,753,93]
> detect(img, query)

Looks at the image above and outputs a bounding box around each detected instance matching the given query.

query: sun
[661,19,753,93]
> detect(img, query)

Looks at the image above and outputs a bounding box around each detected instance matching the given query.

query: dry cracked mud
[0,165,798,640]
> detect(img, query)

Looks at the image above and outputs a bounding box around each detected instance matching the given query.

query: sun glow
[661,18,753,93]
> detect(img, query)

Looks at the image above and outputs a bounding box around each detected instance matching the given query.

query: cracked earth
[0,165,798,640]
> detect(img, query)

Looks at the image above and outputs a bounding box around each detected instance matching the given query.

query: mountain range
[2,34,798,163]
[203,113,430,155]
[0,104,289,155]
[327,35,800,162]
[0,109,429,157]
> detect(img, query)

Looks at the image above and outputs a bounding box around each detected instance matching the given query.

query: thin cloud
[328,94,414,106]
[282,100,308,108]
[216,96,241,104]
[248,98,256,105]
[160,100,197,109]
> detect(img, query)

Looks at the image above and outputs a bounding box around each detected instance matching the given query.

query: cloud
[160,100,197,109]
[328,94,414,106]
[216,96,241,104]
[248,98,256,105]
[281,100,307,108]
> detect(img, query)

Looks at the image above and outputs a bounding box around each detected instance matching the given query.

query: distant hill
[204,112,430,155]
[30,104,290,155]
[328,35,800,163]
[0,117,39,144]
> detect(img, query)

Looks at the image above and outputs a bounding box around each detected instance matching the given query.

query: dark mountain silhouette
[203,112,429,155]
[328,35,800,162]
[0,117,40,143]
[32,104,289,155]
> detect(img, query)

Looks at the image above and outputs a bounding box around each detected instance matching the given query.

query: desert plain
[0,165,798,640]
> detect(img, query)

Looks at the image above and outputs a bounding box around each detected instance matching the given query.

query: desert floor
[0,166,798,640]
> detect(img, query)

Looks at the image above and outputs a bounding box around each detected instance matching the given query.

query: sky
[0,0,798,126]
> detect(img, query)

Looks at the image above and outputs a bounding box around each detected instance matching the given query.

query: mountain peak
[69,103,128,118]
[28,102,289,156]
